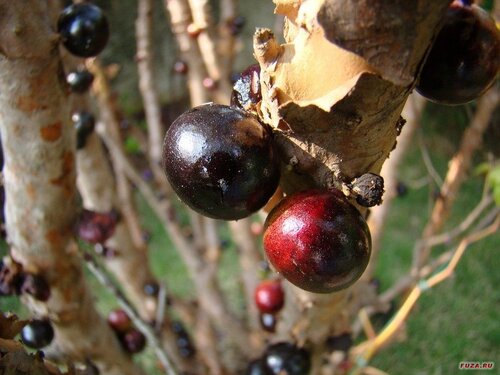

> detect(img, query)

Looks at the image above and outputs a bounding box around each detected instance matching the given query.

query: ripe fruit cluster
[107,308,146,354]
[416,0,499,105]
[171,320,196,358]
[162,64,374,293]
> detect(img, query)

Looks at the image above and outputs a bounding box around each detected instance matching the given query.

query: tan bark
[0,2,142,374]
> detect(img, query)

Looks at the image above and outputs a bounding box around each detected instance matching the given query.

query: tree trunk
[253,0,452,372]
[0,2,143,374]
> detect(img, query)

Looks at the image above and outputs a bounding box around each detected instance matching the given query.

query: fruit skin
[119,328,146,354]
[259,313,277,333]
[21,319,54,349]
[72,111,95,150]
[107,309,132,332]
[245,359,272,375]
[76,209,118,244]
[67,69,94,93]
[263,342,311,375]
[162,104,280,220]
[416,1,500,105]
[263,189,371,293]
[58,3,110,57]
[254,279,284,314]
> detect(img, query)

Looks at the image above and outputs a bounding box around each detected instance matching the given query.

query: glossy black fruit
[263,342,311,375]
[21,319,54,349]
[72,111,95,150]
[416,0,500,105]
[58,3,110,57]
[67,69,94,93]
[162,104,280,220]
[259,313,277,333]
[264,189,371,293]
[246,359,272,375]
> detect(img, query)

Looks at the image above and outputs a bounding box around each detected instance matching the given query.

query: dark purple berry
[246,359,272,375]
[173,60,188,75]
[19,274,51,302]
[229,16,246,35]
[119,329,146,354]
[396,181,408,197]
[264,189,371,293]
[76,209,117,244]
[263,342,311,375]
[259,313,277,333]
[231,64,261,110]
[21,319,54,349]
[58,3,110,57]
[66,69,94,93]
[416,1,500,105]
[176,335,196,358]
[143,281,159,296]
[162,104,280,220]
[72,111,95,150]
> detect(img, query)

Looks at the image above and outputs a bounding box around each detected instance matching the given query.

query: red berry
[263,189,371,293]
[254,279,284,314]
[76,209,118,244]
[202,77,218,90]
[107,309,132,333]
[416,1,500,105]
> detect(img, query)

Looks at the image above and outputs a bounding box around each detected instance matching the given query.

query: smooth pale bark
[0,2,143,374]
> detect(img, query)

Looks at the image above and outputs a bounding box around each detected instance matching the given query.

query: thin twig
[84,252,179,375]
[136,0,164,165]
[418,130,444,187]
[412,86,499,274]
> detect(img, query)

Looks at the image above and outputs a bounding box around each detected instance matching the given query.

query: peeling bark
[0,2,142,374]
